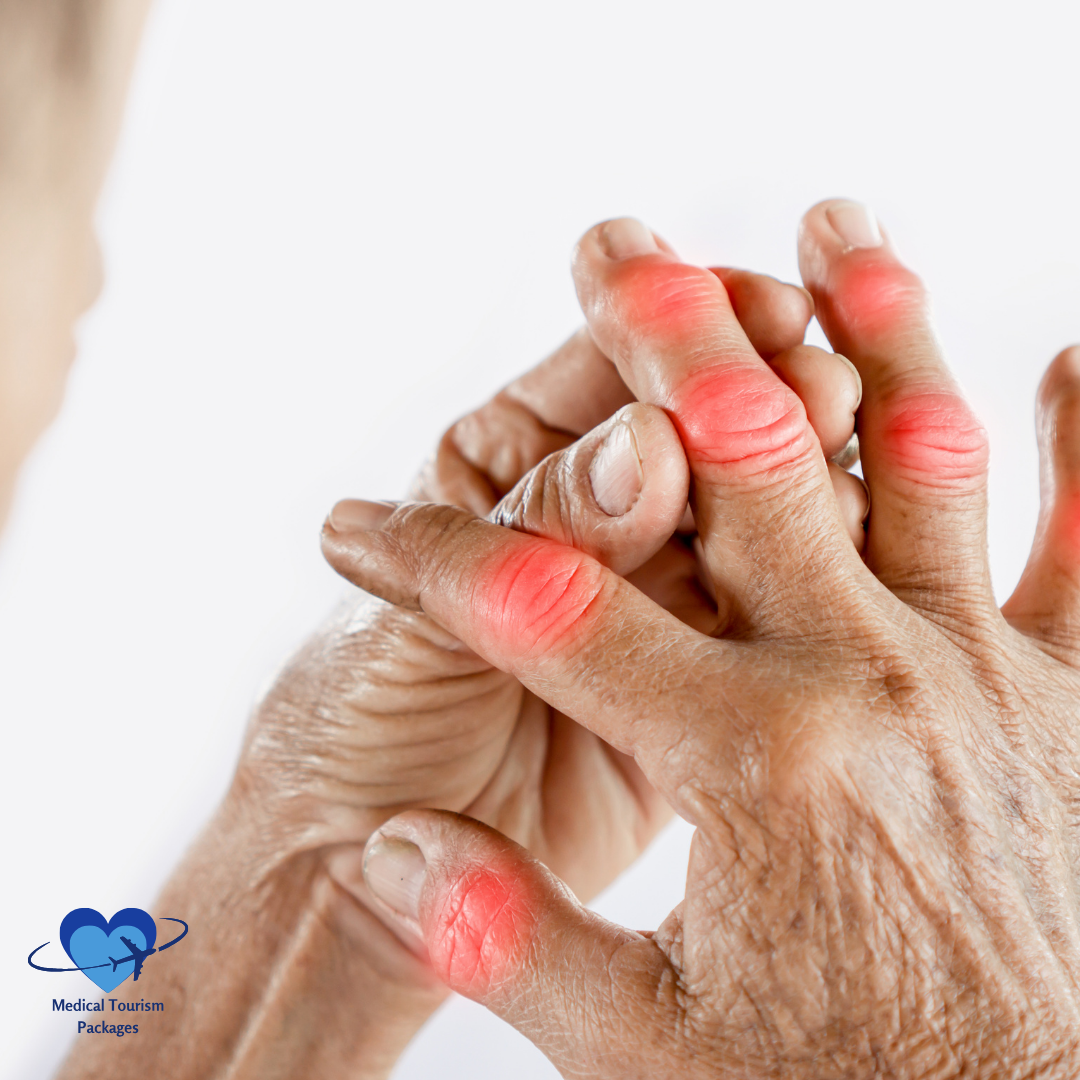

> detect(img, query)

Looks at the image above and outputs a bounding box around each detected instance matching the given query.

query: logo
[28,908,188,992]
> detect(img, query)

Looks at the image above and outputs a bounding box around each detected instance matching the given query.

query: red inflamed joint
[426,866,536,995]
[668,364,812,475]
[615,260,727,340]
[832,260,925,340]
[1050,492,1080,556]
[473,539,606,661]
[880,392,990,487]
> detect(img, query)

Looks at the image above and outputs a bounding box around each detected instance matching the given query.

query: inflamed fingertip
[615,260,728,340]
[828,260,927,341]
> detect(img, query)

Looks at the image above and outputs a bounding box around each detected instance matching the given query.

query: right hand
[324,206,1080,1078]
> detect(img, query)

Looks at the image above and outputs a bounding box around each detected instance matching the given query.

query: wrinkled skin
[245,260,863,918]
[326,205,1080,1078]
[59,227,862,1079]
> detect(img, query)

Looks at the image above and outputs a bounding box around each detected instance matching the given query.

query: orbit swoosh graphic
[29,912,188,992]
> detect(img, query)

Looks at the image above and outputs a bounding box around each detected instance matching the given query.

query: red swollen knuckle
[668,365,815,479]
[613,262,726,338]
[428,867,535,995]
[880,391,989,489]
[832,259,928,339]
[474,540,608,661]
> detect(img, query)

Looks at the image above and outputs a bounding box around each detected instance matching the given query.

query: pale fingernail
[328,499,394,533]
[826,201,883,249]
[590,419,643,516]
[363,837,426,923]
[836,353,863,410]
[830,432,861,471]
[600,218,659,260]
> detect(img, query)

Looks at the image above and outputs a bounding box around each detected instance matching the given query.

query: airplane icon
[108,936,157,981]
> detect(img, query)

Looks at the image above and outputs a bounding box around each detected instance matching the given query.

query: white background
[3,0,1080,1075]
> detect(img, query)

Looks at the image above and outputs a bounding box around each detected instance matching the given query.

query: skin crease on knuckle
[667,364,816,478]
[826,256,929,342]
[595,262,821,481]
[612,259,725,341]
[470,539,610,664]
[425,864,537,994]
[879,391,990,490]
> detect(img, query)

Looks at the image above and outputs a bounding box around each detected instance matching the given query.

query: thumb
[360,809,674,1078]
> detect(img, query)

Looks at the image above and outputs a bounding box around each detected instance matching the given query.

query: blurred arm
[0,0,150,522]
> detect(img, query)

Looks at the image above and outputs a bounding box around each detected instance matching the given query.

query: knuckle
[879,390,990,489]
[476,540,609,660]
[832,258,928,338]
[668,363,816,479]
[491,451,578,544]
[427,865,537,994]
[600,261,728,342]
[449,395,569,494]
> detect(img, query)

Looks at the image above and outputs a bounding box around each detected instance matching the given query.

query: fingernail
[600,218,659,260]
[363,837,426,923]
[836,353,863,410]
[590,419,643,516]
[826,201,883,249]
[830,432,861,471]
[328,499,394,533]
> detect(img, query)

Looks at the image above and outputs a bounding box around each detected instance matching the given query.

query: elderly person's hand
[59,247,863,1079]
[324,202,1080,1078]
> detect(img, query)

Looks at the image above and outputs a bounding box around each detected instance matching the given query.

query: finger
[491,402,689,576]
[711,267,814,360]
[798,199,993,615]
[1003,346,1080,659]
[767,345,861,461]
[417,274,825,523]
[321,500,729,780]
[830,463,869,554]
[572,217,859,637]
[420,399,574,515]
[361,811,674,1078]
[502,326,635,437]
[415,330,634,513]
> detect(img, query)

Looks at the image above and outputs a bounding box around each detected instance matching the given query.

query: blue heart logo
[59,908,157,993]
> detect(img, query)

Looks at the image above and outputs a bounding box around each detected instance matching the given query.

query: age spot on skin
[474,540,606,659]
[427,866,536,994]
[880,392,990,488]
[667,365,812,475]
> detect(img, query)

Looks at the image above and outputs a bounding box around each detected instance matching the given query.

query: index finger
[321,501,741,797]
